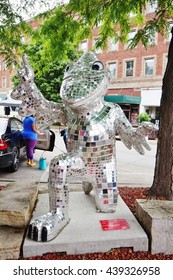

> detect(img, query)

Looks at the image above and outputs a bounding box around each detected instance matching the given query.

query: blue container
[39,157,47,170]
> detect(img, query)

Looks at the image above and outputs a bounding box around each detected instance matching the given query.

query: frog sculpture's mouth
[61,75,108,113]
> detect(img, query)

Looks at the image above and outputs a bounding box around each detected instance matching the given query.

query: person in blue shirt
[22,115,44,166]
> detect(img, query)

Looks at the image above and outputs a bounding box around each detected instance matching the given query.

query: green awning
[104,95,141,104]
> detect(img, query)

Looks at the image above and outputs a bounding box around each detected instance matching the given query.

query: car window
[0,119,8,135]
[11,119,23,133]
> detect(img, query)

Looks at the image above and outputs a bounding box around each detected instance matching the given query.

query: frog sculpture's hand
[119,121,158,155]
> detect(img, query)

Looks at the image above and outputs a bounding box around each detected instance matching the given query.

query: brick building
[0,2,171,124]
[80,2,171,125]
[0,59,16,100]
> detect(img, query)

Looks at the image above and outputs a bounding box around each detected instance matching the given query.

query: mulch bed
[23,187,173,260]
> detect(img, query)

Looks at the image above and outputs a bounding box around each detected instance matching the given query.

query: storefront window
[130,105,139,126]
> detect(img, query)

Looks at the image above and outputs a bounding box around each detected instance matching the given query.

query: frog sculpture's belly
[67,119,114,163]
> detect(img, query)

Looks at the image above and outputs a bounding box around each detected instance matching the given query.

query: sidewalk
[116,139,157,187]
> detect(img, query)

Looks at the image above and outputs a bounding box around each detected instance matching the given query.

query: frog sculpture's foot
[27,210,69,242]
[95,189,119,213]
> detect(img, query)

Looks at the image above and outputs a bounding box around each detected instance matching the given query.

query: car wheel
[8,146,20,172]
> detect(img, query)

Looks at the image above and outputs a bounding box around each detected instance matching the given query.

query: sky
[9,0,69,20]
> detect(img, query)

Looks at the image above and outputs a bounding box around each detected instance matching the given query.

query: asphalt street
[0,126,157,187]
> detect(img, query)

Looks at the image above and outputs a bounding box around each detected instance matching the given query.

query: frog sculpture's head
[60,52,111,113]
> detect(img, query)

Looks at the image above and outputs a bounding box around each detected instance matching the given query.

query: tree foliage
[0,0,31,66]
[26,43,81,102]
[1,1,173,62]
[137,113,151,123]
[12,42,81,102]
[0,0,63,65]
[31,0,173,59]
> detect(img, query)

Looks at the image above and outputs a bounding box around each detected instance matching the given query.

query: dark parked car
[0,116,26,172]
[0,116,55,172]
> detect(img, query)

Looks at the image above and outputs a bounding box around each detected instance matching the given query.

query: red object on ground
[100,219,130,231]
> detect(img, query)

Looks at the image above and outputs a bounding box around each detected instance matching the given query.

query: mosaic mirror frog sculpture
[11,52,157,242]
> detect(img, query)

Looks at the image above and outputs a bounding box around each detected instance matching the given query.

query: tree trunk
[149,28,173,199]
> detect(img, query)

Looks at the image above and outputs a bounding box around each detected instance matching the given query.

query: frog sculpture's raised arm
[11,52,157,242]
[11,53,68,129]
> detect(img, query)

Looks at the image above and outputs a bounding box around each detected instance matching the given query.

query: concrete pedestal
[136,199,173,254]
[23,192,148,258]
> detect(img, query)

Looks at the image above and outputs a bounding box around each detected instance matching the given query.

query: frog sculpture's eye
[65,62,75,73]
[92,61,104,71]
[65,65,70,72]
